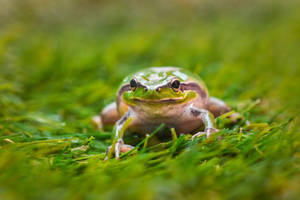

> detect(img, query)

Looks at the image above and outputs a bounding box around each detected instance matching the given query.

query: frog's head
[119,67,208,107]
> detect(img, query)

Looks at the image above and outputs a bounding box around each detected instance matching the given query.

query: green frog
[93,67,231,159]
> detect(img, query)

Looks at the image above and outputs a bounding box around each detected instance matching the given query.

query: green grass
[0,0,300,199]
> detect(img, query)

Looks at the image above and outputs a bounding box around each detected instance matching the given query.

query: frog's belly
[128,116,204,137]
[126,98,207,138]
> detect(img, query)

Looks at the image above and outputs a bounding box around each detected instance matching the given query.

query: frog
[92,67,232,159]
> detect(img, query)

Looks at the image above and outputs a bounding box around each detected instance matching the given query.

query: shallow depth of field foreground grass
[0,0,300,199]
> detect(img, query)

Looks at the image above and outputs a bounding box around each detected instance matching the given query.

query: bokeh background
[0,0,299,199]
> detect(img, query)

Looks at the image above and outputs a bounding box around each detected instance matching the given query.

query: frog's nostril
[156,87,161,92]
[144,87,148,92]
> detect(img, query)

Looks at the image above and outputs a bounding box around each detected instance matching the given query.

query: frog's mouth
[124,90,197,105]
[131,97,185,103]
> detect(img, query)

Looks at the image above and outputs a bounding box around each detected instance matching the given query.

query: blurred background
[0,0,300,199]
[1,0,299,118]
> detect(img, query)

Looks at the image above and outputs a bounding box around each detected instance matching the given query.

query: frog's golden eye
[171,79,180,89]
[130,79,137,91]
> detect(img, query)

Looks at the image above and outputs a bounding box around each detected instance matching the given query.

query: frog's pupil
[171,80,180,89]
[130,79,137,88]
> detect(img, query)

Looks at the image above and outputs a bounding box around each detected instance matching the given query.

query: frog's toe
[119,144,135,154]
[104,140,135,161]
[91,115,103,130]
[205,128,219,137]
[192,132,206,140]
[192,128,219,140]
[115,139,135,159]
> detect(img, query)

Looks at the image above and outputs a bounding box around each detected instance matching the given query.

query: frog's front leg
[105,110,135,160]
[190,105,219,140]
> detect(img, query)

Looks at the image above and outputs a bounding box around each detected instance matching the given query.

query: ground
[0,0,300,199]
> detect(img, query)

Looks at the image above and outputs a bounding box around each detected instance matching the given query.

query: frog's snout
[140,87,162,99]
[148,88,159,96]
[139,84,162,93]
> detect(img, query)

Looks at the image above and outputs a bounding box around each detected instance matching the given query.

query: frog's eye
[130,79,137,90]
[171,79,180,90]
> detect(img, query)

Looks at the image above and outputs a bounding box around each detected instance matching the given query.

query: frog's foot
[91,115,103,130]
[192,128,219,140]
[104,139,135,160]
[115,139,135,159]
